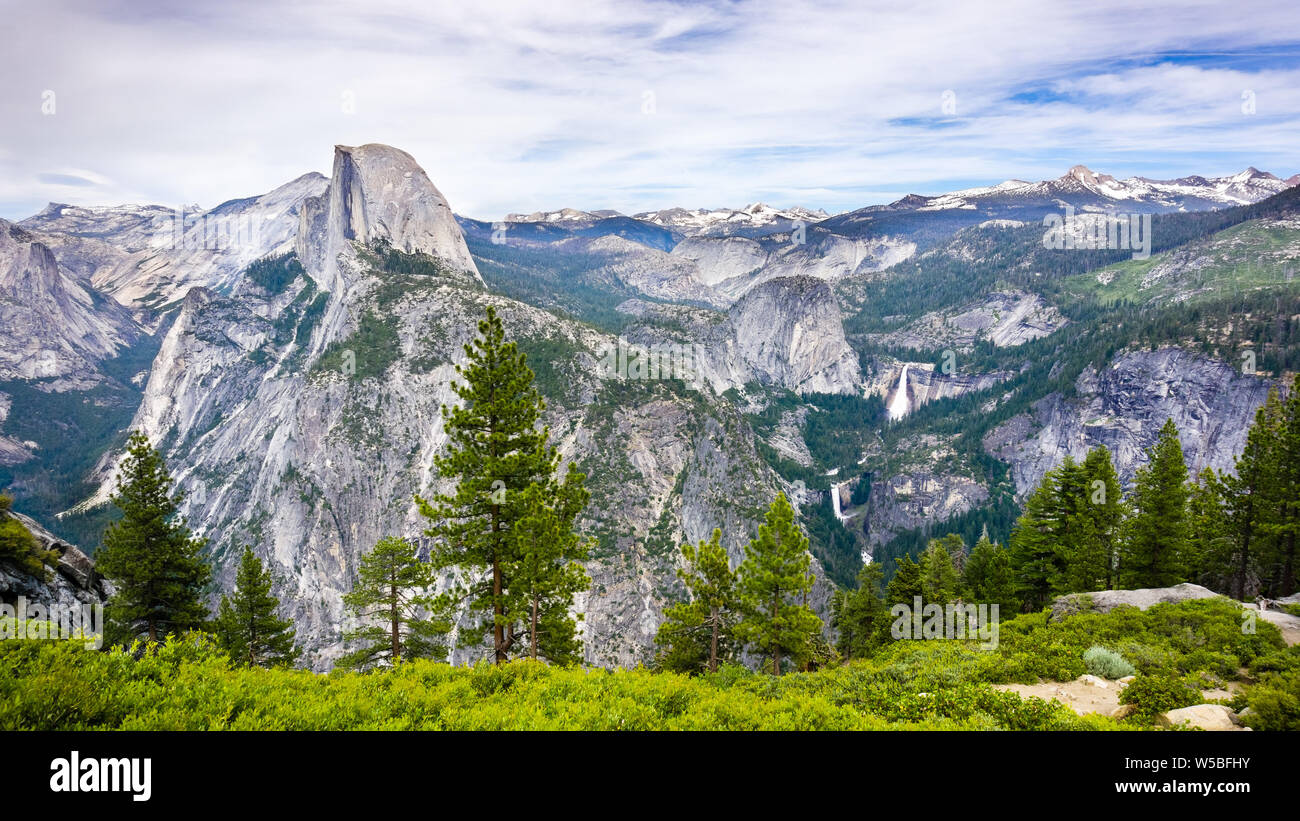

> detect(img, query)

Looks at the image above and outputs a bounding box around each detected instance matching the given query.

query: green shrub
[1241,671,1300,731]
[1083,646,1136,679]
[1118,673,1201,722]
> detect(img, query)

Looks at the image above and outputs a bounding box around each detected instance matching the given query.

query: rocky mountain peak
[296,143,479,282]
[0,219,62,299]
[724,275,862,394]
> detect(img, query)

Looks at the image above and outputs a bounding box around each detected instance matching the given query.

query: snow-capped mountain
[633,203,830,236]
[875,166,1296,214]
[20,173,329,313]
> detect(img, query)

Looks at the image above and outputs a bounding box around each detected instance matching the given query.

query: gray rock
[1051,583,1225,620]
[1158,704,1239,731]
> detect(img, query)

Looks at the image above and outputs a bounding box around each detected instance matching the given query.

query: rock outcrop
[985,348,1274,496]
[1050,583,1225,620]
[0,219,142,387]
[0,509,108,614]
[296,144,479,285]
[1158,704,1242,731]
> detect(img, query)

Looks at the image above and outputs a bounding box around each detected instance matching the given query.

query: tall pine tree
[1071,447,1125,591]
[735,493,821,675]
[214,546,299,668]
[919,534,962,604]
[1121,418,1191,588]
[886,553,922,607]
[338,537,448,671]
[1261,376,1300,596]
[832,562,889,659]
[96,432,211,644]
[962,531,1017,614]
[1008,465,1065,611]
[654,527,740,674]
[417,306,589,664]
[507,470,592,665]
[1221,390,1282,597]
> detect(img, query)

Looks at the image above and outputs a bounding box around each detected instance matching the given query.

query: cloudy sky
[1,0,1298,220]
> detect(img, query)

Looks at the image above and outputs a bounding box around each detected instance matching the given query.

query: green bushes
[1083,646,1136,679]
[1240,672,1300,731]
[1118,674,1201,722]
[0,598,1289,731]
[0,628,1106,731]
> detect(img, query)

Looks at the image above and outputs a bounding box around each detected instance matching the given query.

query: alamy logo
[152,206,265,251]
[50,751,151,802]
[0,597,103,649]
[595,338,705,390]
[890,596,999,648]
[1042,206,1151,259]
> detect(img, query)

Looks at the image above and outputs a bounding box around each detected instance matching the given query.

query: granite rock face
[297,144,479,284]
[22,173,329,314]
[985,348,1274,496]
[716,276,862,395]
[0,219,142,387]
[867,290,1067,352]
[75,146,831,670]
[0,509,108,614]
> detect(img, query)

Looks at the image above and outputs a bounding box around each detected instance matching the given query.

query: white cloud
[1,0,1297,220]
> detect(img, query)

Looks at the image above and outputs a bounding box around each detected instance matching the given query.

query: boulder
[1257,609,1300,646]
[1157,704,1238,731]
[1051,584,1225,621]
[1079,674,1108,688]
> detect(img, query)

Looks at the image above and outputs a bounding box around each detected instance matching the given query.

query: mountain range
[1,146,1297,667]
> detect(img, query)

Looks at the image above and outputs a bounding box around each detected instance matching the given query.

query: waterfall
[888,364,910,420]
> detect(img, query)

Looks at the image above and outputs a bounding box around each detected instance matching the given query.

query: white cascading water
[831,481,847,523]
[888,364,910,420]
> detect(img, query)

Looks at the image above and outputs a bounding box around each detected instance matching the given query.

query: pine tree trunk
[530,594,539,660]
[1283,532,1297,596]
[492,501,506,665]
[771,590,780,676]
[390,577,400,663]
[1236,528,1252,601]
[709,606,719,673]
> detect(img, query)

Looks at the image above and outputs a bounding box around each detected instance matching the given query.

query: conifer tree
[214,546,299,668]
[654,527,739,674]
[735,493,821,675]
[1218,389,1282,598]
[832,562,889,659]
[1008,465,1065,611]
[96,432,211,644]
[1071,446,1125,591]
[886,553,922,607]
[1044,455,1091,593]
[1187,467,1233,592]
[919,534,962,604]
[1261,375,1300,596]
[961,532,1016,614]
[507,469,592,665]
[338,537,448,671]
[417,306,589,664]
[1121,419,1191,588]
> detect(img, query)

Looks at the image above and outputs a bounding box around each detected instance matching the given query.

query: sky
[1,0,1298,221]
